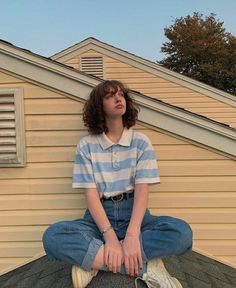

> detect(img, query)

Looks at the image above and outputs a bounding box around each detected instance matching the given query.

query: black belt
[102,192,134,202]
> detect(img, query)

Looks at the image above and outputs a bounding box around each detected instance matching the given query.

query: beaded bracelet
[101,225,112,235]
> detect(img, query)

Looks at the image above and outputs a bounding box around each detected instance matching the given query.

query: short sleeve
[135,135,160,185]
[72,144,96,188]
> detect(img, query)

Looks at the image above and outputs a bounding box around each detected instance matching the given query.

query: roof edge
[51,37,236,107]
[133,91,236,158]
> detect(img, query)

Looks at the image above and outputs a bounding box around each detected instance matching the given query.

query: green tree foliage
[159,12,236,95]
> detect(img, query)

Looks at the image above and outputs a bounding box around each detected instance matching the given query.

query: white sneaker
[72,265,98,288]
[136,258,182,288]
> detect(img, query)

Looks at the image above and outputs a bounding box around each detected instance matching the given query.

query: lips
[116,104,124,109]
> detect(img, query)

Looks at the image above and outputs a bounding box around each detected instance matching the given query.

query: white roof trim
[0,40,235,158]
[51,38,236,107]
[133,92,236,158]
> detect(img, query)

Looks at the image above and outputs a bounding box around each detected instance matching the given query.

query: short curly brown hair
[83,80,139,134]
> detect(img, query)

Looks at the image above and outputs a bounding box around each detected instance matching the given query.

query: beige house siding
[0,71,86,274]
[63,49,101,70]
[0,70,236,275]
[64,50,236,128]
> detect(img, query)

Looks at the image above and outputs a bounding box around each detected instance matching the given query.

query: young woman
[43,80,192,288]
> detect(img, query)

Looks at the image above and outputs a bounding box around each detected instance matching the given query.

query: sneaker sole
[72,266,98,288]
[171,277,183,288]
[72,266,80,288]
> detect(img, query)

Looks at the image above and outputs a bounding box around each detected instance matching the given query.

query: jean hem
[81,238,104,271]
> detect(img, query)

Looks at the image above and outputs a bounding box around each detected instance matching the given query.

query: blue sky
[1,0,236,61]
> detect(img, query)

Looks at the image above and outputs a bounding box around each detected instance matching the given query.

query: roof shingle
[1,251,236,288]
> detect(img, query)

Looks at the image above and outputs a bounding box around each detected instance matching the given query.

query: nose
[114,92,122,101]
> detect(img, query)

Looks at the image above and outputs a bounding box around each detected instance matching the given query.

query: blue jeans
[43,197,192,271]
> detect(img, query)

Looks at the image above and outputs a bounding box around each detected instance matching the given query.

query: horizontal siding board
[24,86,64,99]
[0,194,86,210]
[0,178,78,195]
[153,176,236,192]
[106,72,158,79]
[0,72,25,84]
[148,193,236,208]
[119,77,168,83]
[191,224,236,240]
[26,131,85,146]
[0,210,84,226]
[27,147,75,162]
[0,162,73,179]
[150,208,236,223]
[141,130,187,145]
[158,160,236,176]
[191,107,236,113]
[194,240,236,255]
[24,98,83,114]
[0,242,43,257]
[0,226,45,241]
[25,115,85,130]
[156,145,226,160]
[0,258,30,272]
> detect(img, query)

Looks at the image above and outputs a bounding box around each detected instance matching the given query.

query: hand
[122,233,143,277]
[104,230,123,273]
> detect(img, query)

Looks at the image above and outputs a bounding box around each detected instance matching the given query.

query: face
[102,86,126,119]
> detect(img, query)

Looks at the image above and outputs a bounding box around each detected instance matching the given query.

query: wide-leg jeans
[43,197,193,271]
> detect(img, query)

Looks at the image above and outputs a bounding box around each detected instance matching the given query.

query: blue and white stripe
[72,128,160,198]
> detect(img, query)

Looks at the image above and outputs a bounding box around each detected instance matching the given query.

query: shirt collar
[97,128,133,150]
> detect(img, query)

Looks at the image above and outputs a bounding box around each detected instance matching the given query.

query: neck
[105,118,124,143]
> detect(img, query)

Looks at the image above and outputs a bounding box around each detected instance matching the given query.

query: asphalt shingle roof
[0,251,236,288]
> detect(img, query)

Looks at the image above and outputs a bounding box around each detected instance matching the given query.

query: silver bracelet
[101,225,112,235]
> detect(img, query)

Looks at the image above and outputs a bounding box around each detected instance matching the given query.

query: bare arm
[122,183,148,276]
[85,187,111,232]
[127,183,148,235]
[85,188,123,273]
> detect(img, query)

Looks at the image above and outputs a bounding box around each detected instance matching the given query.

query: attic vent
[0,88,25,167]
[80,56,103,78]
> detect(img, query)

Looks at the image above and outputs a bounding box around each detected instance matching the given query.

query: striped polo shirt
[72,128,160,198]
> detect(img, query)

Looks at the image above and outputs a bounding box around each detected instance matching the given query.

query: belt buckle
[111,193,124,202]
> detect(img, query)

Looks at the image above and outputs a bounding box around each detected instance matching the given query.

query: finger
[108,254,113,272]
[104,247,109,267]
[117,255,122,273]
[112,255,117,273]
[133,256,139,276]
[124,257,130,275]
[109,261,113,272]
[111,254,116,272]
[137,251,143,272]
[129,257,134,277]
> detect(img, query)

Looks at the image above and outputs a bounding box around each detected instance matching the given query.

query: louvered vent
[80,56,103,78]
[0,94,17,163]
[0,88,25,166]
